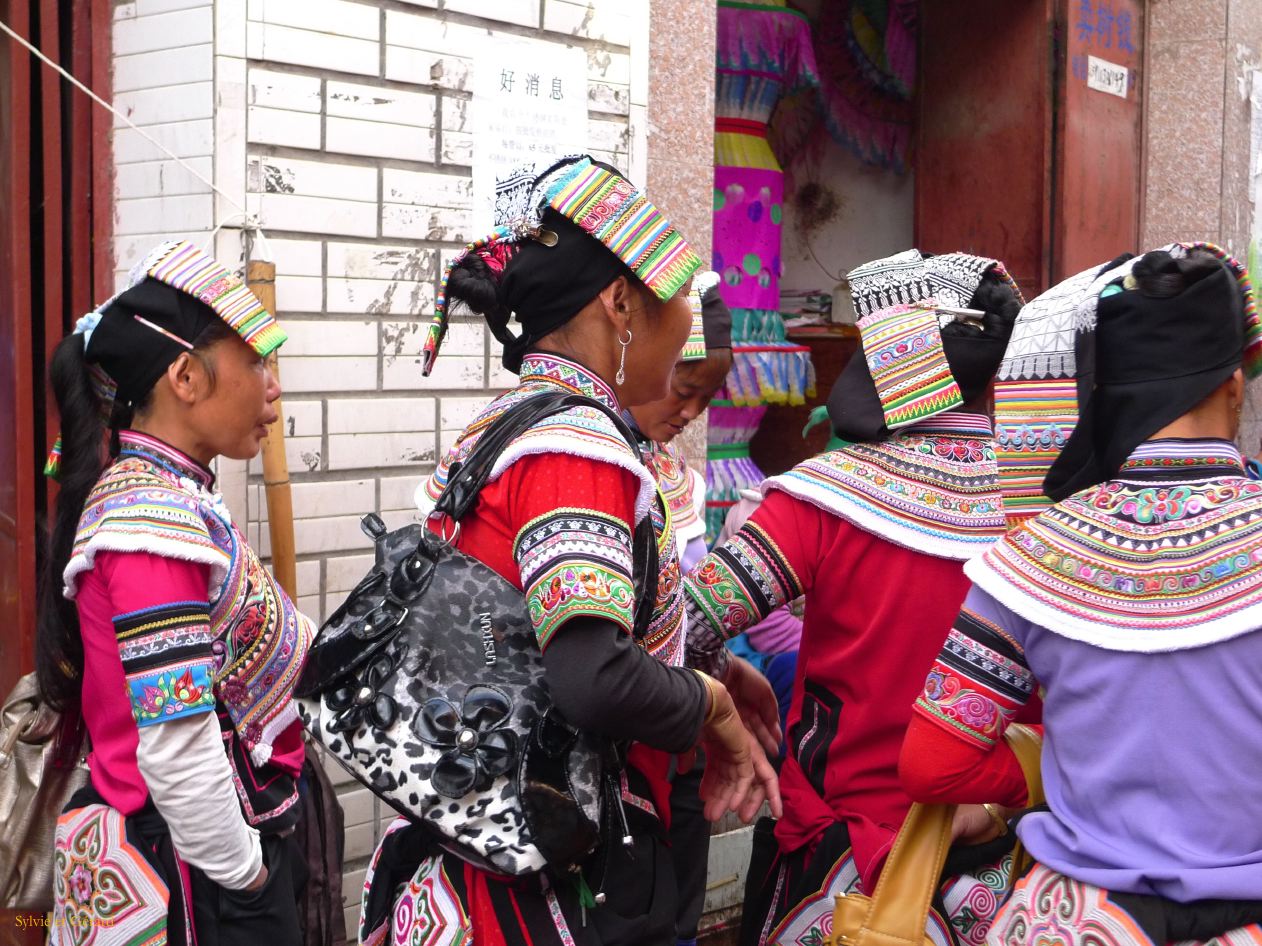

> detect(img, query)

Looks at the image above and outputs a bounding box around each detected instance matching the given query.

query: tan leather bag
[824,723,1043,946]
[0,673,88,910]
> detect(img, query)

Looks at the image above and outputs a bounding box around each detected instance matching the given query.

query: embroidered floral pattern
[515,507,637,648]
[52,804,168,945]
[987,863,1262,946]
[526,562,637,648]
[973,465,1262,650]
[113,601,216,727]
[915,610,1033,748]
[686,522,802,640]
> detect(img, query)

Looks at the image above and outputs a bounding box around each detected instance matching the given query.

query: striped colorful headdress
[421,155,701,375]
[857,302,964,428]
[682,271,723,362]
[140,240,287,357]
[44,240,285,478]
[544,158,701,301]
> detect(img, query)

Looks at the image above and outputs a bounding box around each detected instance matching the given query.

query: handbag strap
[430,391,658,641]
[855,724,1046,944]
[1004,723,1044,807]
[1002,722,1044,888]
[857,802,955,945]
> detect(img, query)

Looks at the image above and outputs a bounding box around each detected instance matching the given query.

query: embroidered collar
[517,353,620,412]
[764,412,1004,560]
[969,442,1262,653]
[118,430,215,489]
[1118,438,1245,480]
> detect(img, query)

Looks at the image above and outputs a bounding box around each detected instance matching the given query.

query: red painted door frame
[0,0,38,703]
[0,0,113,699]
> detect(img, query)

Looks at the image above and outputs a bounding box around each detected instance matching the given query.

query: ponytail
[36,334,108,713]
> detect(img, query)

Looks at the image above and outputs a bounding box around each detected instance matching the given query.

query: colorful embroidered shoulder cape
[763,413,1006,560]
[967,439,1262,652]
[419,353,657,524]
[65,432,313,765]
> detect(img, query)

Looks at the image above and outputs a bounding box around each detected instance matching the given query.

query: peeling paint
[263,163,296,194]
[1238,44,1260,100]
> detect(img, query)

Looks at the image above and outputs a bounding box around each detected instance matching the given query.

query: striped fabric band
[682,287,707,361]
[114,600,217,727]
[1120,437,1243,475]
[858,303,963,429]
[685,521,802,640]
[514,507,636,650]
[915,607,1034,748]
[1184,241,1262,377]
[118,430,215,486]
[143,240,287,356]
[546,159,701,301]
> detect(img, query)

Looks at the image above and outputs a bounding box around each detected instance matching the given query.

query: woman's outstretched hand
[695,673,783,823]
[721,655,783,756]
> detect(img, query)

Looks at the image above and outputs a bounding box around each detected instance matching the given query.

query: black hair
[36,317,236,714]
[939,269,1023,343]
[1131,248,1229,300]
[446,252,514,346]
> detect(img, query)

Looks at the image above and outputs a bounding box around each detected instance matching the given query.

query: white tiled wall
[111,0,646,937]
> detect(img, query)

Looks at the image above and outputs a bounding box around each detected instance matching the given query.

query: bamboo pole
[246,260,298,601]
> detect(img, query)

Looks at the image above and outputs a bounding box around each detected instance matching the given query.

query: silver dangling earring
[615,329,632,386]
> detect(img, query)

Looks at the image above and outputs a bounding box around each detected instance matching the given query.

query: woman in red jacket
[362,156,780,946]
[685,249,1026,946]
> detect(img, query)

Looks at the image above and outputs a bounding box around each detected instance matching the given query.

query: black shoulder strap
[430,392,659,640]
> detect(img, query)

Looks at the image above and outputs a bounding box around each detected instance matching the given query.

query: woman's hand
[950,803,1016,845]
[721,655,783,756]
[241,863,269,893]
[696,673,783,822]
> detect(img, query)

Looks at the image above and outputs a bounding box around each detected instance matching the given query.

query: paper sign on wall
[471,42,589,232]
[1087,55,1129,98]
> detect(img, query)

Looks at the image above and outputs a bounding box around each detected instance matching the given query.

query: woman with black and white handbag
[352,156,781,946]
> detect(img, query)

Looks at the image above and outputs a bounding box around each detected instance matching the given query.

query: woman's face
[188,334,282,461]
[629,350,733,443]
[618,281,694,407]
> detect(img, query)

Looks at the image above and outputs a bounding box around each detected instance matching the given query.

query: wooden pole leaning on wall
[246,260,299,601]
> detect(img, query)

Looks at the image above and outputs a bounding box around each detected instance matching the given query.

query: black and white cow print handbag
[296,392,657,876]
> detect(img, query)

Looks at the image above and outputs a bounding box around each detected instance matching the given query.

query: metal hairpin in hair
[938,305,986,326]
[133,314,196,350]
[505,216,558,247]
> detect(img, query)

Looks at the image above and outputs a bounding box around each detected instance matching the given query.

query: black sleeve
[542,617,709,754]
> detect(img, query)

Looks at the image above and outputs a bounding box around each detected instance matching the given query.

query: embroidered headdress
[421,155,702,375]
[992,241,1261,525]
[826,248,1024,442]
[45,240,285,477]
[681,271,732,362]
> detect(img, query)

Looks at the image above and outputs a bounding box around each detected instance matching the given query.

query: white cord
[0,14,250,221]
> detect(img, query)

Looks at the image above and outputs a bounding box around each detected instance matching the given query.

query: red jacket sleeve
[900,587,1040,807]
[462,452,642,651]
